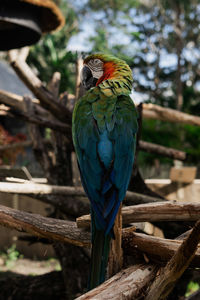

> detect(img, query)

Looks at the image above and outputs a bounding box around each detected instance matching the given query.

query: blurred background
[0,0,200,298]
[2,0,200,177]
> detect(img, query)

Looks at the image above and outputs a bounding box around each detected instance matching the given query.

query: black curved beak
[81,65,98,90]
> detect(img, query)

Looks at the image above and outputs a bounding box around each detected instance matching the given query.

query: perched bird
[72,53,138,289]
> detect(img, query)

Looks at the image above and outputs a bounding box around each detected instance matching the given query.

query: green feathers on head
[84,53,133,97]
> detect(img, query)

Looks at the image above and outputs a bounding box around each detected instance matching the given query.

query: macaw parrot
[72,53,138,289]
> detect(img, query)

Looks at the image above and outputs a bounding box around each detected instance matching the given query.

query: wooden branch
[77,201,200,228]
[8,50,72,123]
[145,220,200,300]
[0,182,164,205]
[0,89,36,110]
[75,264,157,300]
[0,140,32,151]
[0,89,46,116]
[47,72,61,98]
[122,230,200,267]
[108,203,123,278]
[0,103,10,115]
[1,202,200,275]
[10,105,71,135]
[0,182,85,195]
[139,140,187,161]
[8,47,30,62]
[125,190,164,205]
[75,56,84,100]
[0,204,90,247]
[143,103,200,126]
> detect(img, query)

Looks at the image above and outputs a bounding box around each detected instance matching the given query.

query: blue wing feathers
[73,94,138,235]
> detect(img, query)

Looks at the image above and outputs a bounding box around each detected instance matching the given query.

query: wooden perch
[0,204,90,247]
[0,89,46,116]
[139,140,187,161]
[75,264,157,300]
[1,203,200,272]
[0,182,85,196]
[8,50,71,123]
[143,103,200,126]
[47,71,61,98]
[122,230,200,267]
[10,104,71,135]
[145,219,200,300]
[0,182,163,205]
[77,201,200,228]
[0,140,32,151]
[108,203,123,278]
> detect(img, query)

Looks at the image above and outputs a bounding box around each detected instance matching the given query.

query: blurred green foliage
[139,119,200,165]
[27,1,78,93]
[185,281,200,297]
[0,244,23,269]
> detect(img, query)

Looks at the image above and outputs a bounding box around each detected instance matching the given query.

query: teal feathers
[72,53,138,289]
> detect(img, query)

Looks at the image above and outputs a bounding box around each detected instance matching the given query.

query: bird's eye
[93,58,101,65]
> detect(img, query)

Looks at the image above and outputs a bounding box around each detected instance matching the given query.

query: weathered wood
[0,204,90,247]
[126,190,164,204]
[122,229,200,267]
[47,71,61,98]
[0,182,84,196]
[139,140,187,161]
[0,89,32,110]
[0,89,46,116]
[143,103,200,126]
[75,56,84,100]
[145,219,200,300]
[10,104,71,135]
[76,201,200,228]
[75,264,157,300]
[2,203,200,272]
[0,140,32,151]
[0,181,163,204]
[8,50,72,123]
[108,203,123,278]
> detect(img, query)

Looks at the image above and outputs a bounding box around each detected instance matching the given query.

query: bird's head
[81,54,133,91]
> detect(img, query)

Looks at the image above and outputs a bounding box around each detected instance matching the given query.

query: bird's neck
[97,62,133,96]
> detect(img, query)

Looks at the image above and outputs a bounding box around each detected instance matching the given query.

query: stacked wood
[1,200,200,299]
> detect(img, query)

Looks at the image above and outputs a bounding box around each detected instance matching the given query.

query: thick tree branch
[47,71,61,98]
[8,50,71,123]
[0,182,163,205]
[77,201,200,228]
[0,89,46,116]
[10,106,71,135]
[145,220,200,300]
[0,204,90,247]
[108,203,123,278]
[143,103,200,126]
[75,264,157,300]
[122,230,200,268]
[1,204,200,273]
[139,140,187,161]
